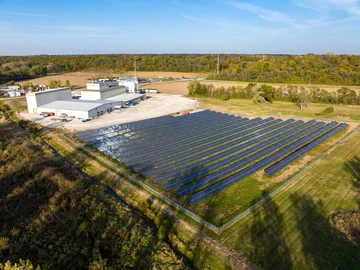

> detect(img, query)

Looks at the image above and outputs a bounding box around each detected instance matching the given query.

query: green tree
[251,86,265,104]
[295,88,312,110]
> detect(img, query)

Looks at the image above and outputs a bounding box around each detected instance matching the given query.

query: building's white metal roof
[107,93,146,102]
[38,99,120,111]
[82,85,125,92]
[26,87,71,96]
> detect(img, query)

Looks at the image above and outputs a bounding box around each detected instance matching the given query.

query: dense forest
[1,54,360,85]
[0,105,186,269]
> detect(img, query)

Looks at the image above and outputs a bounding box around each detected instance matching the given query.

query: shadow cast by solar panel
[166,163,210,193]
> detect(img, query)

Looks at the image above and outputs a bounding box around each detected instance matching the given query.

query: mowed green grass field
[216,128,360,269]
[198,97,360,121]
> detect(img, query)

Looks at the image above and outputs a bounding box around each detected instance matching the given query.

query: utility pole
[134,60,137,78]
[217,54,220,74]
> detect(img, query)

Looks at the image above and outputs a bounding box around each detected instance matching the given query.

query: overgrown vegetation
[0,118,186,269]
[315,107,334,116]
[188,81,360,108]
[333,210,360,244]
[1,54,360,85]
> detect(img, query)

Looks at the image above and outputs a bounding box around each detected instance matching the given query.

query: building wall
[38,102,120,119]
[37,107,90,119]
[26,88,72,114]
[100,87,125,99]
[81,87,125,100]
[80,91,102,100]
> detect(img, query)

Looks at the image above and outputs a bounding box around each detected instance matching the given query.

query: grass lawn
[2,97,27,112]
[197,97,360,121]
[216,128,360,269]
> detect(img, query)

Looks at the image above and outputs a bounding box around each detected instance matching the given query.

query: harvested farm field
[142,80,360,95]
[17,71,207,90]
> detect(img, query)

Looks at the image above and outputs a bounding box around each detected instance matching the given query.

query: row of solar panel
[77,110,218,142]
[173,120,323,197]
[153,119,304,185]
[76,111,347,205]
[188,122,347,204]
[91,112,243,153]
[264,123,348,176]
[123,117,275,166]
[118,116,254,161]
[139,119,294,178]
[99,115,250,160]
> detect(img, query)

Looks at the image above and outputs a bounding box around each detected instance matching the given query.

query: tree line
[188,81,360,109]
[1,53,360,85]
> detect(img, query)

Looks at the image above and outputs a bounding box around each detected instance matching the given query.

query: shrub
[0,237,9,250]
[315,107,334,116]
[332,210,360,244]
[221,92,230,101]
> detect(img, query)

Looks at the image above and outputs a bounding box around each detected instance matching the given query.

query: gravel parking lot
[21,94,196,131]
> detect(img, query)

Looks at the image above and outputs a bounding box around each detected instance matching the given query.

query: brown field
[18,71,360,95]
[142,80,360,95]
[18,71,207,90]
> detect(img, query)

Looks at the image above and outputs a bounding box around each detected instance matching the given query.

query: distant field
[218,128,360,269]
[143,80,360,95]
[18,71,207,90]
[17,71,360,95]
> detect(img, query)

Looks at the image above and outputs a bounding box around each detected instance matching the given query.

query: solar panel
[187,122,340,204]
[129,117,279,170]
[153,119,301,184]
[264,123,348,176]
[143,119,295,179]
[75,111,347,206]
[173,120,322,196]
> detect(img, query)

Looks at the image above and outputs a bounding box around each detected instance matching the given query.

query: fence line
[61,134,220,233]
[61,126,359,233]
[218,126,360,231]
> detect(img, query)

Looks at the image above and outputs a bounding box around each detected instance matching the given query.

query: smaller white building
[117,77,139,93]
[8,90,22,97]
[7,85,21,91]
[82,82,125,100]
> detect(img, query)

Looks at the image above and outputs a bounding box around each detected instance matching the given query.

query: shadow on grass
[290,194,360,270]
[240,191,293,270]
[345,156,360,203]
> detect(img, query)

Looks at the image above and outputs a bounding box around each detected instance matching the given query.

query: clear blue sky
[0,0,359,55]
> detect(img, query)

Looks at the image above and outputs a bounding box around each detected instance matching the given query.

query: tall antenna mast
[134,60,137,78]
[217,54,220,74]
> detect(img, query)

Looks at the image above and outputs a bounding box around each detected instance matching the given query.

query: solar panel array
[76,110,348,205]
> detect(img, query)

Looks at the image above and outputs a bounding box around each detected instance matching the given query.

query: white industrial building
[26,88,72,115]
[26,82,146,119]
[118,77,139,93]
[37,99,120,119]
